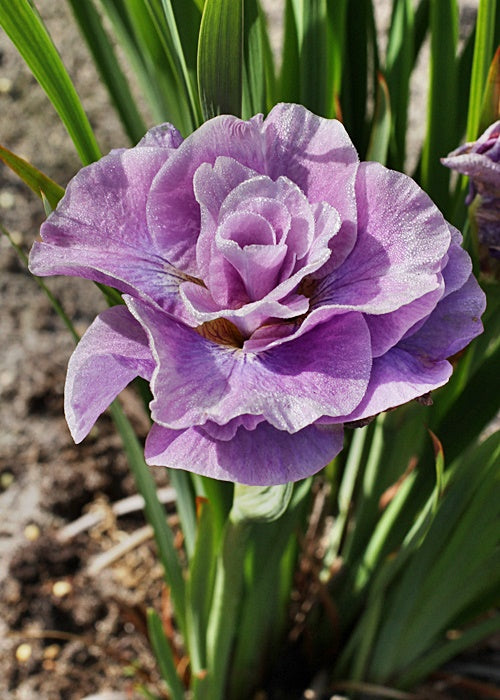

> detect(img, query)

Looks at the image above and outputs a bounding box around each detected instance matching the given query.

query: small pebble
[24,523,40,541]
[0,77,12,93]
[0,472,14,490]
[52,580,72,597]
[15,643,32,663]
[0,191,15,209]
[43,644,60,660]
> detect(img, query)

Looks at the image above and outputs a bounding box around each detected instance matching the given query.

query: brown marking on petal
[196,318,245,347]
[298,275,318,299]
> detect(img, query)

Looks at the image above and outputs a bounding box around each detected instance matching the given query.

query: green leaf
[279,0,301,103]
[398,612,500,689]
[326,0,348,113]
[385,0,414,169]
[300,0,329,116]
[99,0,191,132]
[146,609,185,700]
[421,0,458,212]
[341,0,380,156]
[229,480,311,697]
[186,499,217,675]
[436,342,500,464]
[0,0,101,165]
[366,72,392,165]
[1,223,79,342]
[231,483,294,524]
[0,145,64,210]
[197,0,243,119]
[242,0,272,118]
[66,0,147,144]
[466,0,497,140]
[109,403,187,637]
[168,469,197,559]
[205,519,250,699]
[479,45,500,132]
[149,0,203,128]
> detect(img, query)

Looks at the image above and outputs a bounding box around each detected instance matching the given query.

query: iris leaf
[0,145,64,210]
[385,0,414,169]
[146,609,185,700]
[0,0,101,165]
[197,0,243,119]
[242,0,271,118]
[186,499,217,675]
[66,0,147,144]
[479,45,500,132]
[466,0,498,140]
[366,72,392,165]
[421,0,458,212]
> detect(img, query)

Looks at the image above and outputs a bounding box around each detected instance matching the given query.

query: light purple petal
[200,414,265,441]
[179,281,309,336]
[65,306,154,443]
[145,421,344,485]
[331,347,453,424]
[126,297,372,432]
[29,144,188,316]
[366,285,444,357]
[314,162,451,314]
[399,274,485,361]
[147,115,265,274]
[137,122,183,149]
[440,153,500,193]
[262,103,359,271]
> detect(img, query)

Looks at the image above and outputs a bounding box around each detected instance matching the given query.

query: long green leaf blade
[66,0,147,143]
[197,0,243,119]
[109,402,187,636]
[466,0,497,140]
[147,609,185,700]
[0,145,64,210]
[0,0,101,165]
[421,0,458,212]
[366,72,392,165]
[385,0,414,169]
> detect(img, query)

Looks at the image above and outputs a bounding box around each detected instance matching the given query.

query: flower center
[195,317,245,348]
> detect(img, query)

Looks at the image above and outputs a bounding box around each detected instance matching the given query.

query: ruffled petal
[29,141,187,315]
[262,103,359,271]
[126,297,372,433]
[145,421,344,485]
[331,347,453,424]
[65,306,154,443]
[314,162,451,314]
[399,274,485,361]
[147,115,265,274]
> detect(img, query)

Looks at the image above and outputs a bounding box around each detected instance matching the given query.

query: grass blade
[66,0,147,143]
[466,0,497,140]
[109,402,187,637]
[197,0,243,119]
[0,145,64,210]
[366,72,392,165]
[279,0,301,103]
[147,609,185,700]
[0,0,101,165]
[385,0,414,169]
[421,0,458,213]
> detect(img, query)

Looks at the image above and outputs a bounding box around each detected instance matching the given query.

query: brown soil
[0,1,498,699]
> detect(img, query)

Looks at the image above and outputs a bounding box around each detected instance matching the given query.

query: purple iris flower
[441,121,500,258]
[29,104,485,485]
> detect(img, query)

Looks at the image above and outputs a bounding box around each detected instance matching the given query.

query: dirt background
[1,1,498,699]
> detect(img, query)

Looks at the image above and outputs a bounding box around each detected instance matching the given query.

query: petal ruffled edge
[65,305,154,443]
[145,421,344,485]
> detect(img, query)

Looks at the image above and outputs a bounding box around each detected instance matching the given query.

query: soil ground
[0,1,498,699]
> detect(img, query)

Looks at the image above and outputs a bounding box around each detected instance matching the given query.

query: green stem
[205,519,250,699]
